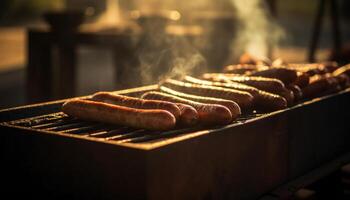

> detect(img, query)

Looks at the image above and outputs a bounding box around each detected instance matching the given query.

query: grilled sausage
[249,68,298,85]
[175,103,200,126]
[287,63,330,76]
[62,99,176,130]
[160,86,241,119]
[324,74,342,93]
[223,64,267,74]
[141,91,233,125]
[332,64,350,77]
[286,85,302,102]
[160,79,254,110]
[278,87,295,105]
[91,92,181,120]
[202,73,286,94]
[322,61,339,73]
[302,75,331,99]
[334,74,350,89]
[293,72,310,88]
[184,76,287,111]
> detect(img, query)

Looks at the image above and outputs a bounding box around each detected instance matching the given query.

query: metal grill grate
[4,112,264,144]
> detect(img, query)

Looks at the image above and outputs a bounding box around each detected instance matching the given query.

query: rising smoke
[117,0,285,85]
[229,0,285,62]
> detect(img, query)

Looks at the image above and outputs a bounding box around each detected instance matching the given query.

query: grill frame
[1,86,350,199]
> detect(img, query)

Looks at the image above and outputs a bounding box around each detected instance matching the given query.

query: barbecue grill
[1,85,350,199]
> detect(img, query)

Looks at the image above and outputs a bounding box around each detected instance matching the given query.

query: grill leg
[308,0,326,63]
[308,0,342,63]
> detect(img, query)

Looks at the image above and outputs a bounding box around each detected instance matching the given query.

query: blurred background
[0,0,349,109]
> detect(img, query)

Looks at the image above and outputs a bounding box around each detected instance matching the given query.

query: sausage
[160,79,254,110]
[255,90,288,110]
[286,85,302,102]
[202,73,286,94]
[323,74,342,94]
[175,103,200,126]
[278,87,295,106]
[223,64,267,74]
[293,72,310,88]
[91,92,181,120]
[160,86,241,119]
[334,74,350,89]
[322,61,339,73]
[287,63,329,76]
[302,75,330,99]
[332,64,350,77]
[62,99,176,130]
[249,68,298,85]
[184,76,287,111]
[141,91,233,125]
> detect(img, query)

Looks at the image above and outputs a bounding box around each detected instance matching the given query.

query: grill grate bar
[62,124,107,134]
[105,129,146,141]
[89,127,135,138]
[124,127,203,143]
[33,118,81,129]
[9,112,68,127]
[44,121,93,131]
[3,110,265,143]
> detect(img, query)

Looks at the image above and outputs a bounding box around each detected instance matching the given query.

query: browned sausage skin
[91,92,181,120]
[160,79,254,110]
[183,76,287,111]
[333,64,350,77]
[248,68,298,85]
[293,72,310,88]
[62,99,176,131]
[201,73,286,94]
[175,103,199,126]
[286,85,302,102]
[141,91,233,126]
[160,86,241,118]
[223,64,268,74]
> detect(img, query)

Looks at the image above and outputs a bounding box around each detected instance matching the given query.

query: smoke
[229,0,285,61]
[133,1,222,85]
[137,28,207,85]
[118,0,285,85]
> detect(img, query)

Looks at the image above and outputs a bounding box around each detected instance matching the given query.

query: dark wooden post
[329,0,342,60]
[52,30,77,99]
[309,0,326,63]
[309,0,342,63]
[113,35,140,89]
[26,30,53,103]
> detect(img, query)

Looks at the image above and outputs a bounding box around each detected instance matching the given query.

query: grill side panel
[287,90,350,179]
[145,114,288,200]
[0,126,148,200]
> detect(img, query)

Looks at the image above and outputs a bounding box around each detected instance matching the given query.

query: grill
[4,111,263,144]
[1,85,350,200]
[0,85,263,145]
